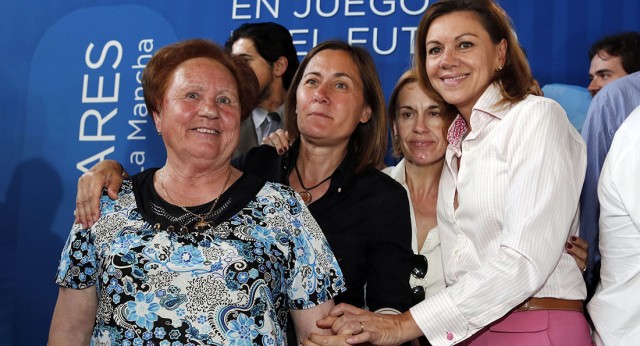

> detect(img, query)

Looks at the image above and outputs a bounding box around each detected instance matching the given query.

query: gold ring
[360,321,364,334]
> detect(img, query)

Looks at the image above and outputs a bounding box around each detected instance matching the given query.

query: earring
[157,130,162,136]
[497,64,503,71]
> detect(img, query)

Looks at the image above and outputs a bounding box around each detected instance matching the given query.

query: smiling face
[394,81,448,167]
[424,11,506,118]
[295,49,371,146]
[153,57,241,165]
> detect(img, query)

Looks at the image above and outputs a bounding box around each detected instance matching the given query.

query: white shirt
[588,105,640,346]
[383,160,446,298]
[410,84,587,346]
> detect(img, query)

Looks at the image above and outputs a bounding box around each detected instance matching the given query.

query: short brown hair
[284,40,387,173]
[143,38,259,122]
[414,0,540,107]
[387,70,457,158]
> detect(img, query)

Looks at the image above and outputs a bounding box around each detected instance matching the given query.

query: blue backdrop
[1,0,638,344]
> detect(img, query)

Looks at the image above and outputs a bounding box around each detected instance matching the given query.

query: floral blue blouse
[56,172,345,345]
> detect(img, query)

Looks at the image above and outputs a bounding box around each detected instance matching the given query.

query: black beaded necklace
[293,161,332,204]
[158,167,231,233]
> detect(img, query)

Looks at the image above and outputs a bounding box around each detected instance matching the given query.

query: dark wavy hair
[225,22,299,90]
[589,31,640,74]
[142,38,259,122]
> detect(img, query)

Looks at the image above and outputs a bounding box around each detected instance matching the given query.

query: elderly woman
[73,39,413,335]
[307,0,592,345]
[48,39,345,345]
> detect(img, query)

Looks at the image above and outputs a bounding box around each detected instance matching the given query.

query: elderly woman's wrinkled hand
[261,129,291,155]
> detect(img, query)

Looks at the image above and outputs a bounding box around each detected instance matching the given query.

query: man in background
[587,31,640,97]
[587,104,640,345]
[225,22,300,157]
[580,71,640,299]
[581,32,640,296]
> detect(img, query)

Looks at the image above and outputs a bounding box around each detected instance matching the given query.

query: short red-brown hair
[142,38,259,122]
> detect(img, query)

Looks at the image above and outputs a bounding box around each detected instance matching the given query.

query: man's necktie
[258,112,281,140]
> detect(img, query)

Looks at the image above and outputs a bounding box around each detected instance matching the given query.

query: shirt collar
[472,83,509,121]
[385,159,407,186]
[445,83,509,156]
[252,107,269,129]
[252,106,284,130]
[446,116,468,157]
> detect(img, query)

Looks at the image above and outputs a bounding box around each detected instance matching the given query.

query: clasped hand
[302,303,413,346]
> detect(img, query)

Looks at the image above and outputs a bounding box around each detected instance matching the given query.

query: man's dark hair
[589,31,640,74]
[225,22,299,90]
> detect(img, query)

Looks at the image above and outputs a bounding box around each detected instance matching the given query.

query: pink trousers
[459,310,592,346]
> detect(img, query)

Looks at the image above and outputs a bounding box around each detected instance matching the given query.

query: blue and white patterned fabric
[55,175,345,346]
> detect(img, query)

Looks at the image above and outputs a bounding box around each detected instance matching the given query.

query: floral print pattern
[56,179,345,345]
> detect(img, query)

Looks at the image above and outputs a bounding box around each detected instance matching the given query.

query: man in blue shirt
[581,71,640,297]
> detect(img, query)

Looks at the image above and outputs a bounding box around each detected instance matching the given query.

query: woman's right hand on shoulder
[75,160,127,228]
[261,129,291,155]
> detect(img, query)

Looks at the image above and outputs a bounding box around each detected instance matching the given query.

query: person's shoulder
[116,182,137,210]
[240,144,279,160]
[614,106,640,140]
[256,180,307,213]
[592,72,640,105]
[381,165,394,176]
[583,73,640,135]
[94,176,137,223]
[261,180,296,196]
[130,168,156,185]
[129,168,157,196]
[358,167,406,195]
[381,159,406,182]
[606,71,640,90]
[603,107,640,175]
[233,145,279,170]
[357,168,411,229]
[521,93,565,112]
[509,94,569,125]
[118,177,134,196]
[503,96,585,147]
